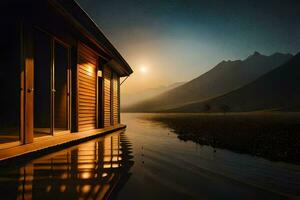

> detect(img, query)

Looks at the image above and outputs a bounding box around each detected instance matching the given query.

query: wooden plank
[78,73,95,81]
[78,116,96,121]
[79,107,96,111]
[78,86,96,92]
[78,50,97,63]
[79,97,96,102]
[78,90,95,96]
[78,72,96,80]
[78,123,95,128]
[78,88,95,94]
[78,114,96,118]
[78,92,96,98]
[79,99,97,104]
[78,111,96,115]
[78,120,96,125]
[78,81,96,89]
[78,126,96,132]
[79,103,97,107]
[78,68,96,77]
[78,65,96,72]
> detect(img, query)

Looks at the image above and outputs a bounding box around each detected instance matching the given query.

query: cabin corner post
[96,59,99,129]
[118,77,121,124]
[68,47,72,132]
[22,22,34,144]
[71,45,78,133]
[50,39,55,136]
[20,21,25,144]
[97,60,104,129]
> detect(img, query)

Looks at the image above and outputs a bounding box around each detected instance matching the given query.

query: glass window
[0,21,20,145]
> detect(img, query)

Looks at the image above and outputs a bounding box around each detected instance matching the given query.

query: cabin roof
[53,0,133,76]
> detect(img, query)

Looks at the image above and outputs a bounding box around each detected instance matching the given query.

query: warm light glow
[85,64,94,76]
[112,163,119,168]
[139,65,149,75]
[103,164,111,168]
[81,171,92,179]
[60,185,66,192]
[82,185,91,194]
[46,186,52,192]
[98,70,102,77]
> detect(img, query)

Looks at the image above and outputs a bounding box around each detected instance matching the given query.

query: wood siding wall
[112,74,119,125]
[103,66,111,127]
[77,44,97,131]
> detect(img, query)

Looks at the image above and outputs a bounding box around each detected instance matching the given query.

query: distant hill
[124,52,293,112]
[121,82,185,108]
[168,52,300,112]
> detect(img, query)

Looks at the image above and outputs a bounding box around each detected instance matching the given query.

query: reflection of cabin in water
[0,0,132,159]
[0,132,133,199]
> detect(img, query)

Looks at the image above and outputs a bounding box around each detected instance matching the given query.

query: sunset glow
[139,65,149,75]
[0,1,299,200]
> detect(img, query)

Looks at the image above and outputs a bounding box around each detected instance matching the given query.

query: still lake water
[0,113,299,200]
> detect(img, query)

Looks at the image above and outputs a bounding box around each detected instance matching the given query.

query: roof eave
[52,0,133,76]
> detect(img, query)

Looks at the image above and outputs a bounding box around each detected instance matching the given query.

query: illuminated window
[98,70,102,77]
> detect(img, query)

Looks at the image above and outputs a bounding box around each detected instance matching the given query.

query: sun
[140,65,149,75]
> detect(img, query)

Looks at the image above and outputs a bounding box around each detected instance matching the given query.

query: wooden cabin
[0,0,133,159]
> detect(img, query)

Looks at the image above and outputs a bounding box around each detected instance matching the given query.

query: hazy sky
[77,0,300,94]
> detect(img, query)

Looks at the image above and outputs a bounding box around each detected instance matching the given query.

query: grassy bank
[147,112,300,164]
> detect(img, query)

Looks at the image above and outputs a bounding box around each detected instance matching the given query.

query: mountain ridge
[167,52,300,113]
[123,51,293,112]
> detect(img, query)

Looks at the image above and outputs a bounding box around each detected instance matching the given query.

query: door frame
[22,22,35,144]
[51,38,72,136]
[24,26,72,143]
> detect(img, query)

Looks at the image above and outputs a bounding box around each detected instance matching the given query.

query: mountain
[121,82,185,108]
[124,52,293,112]
[168,52,300,112]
